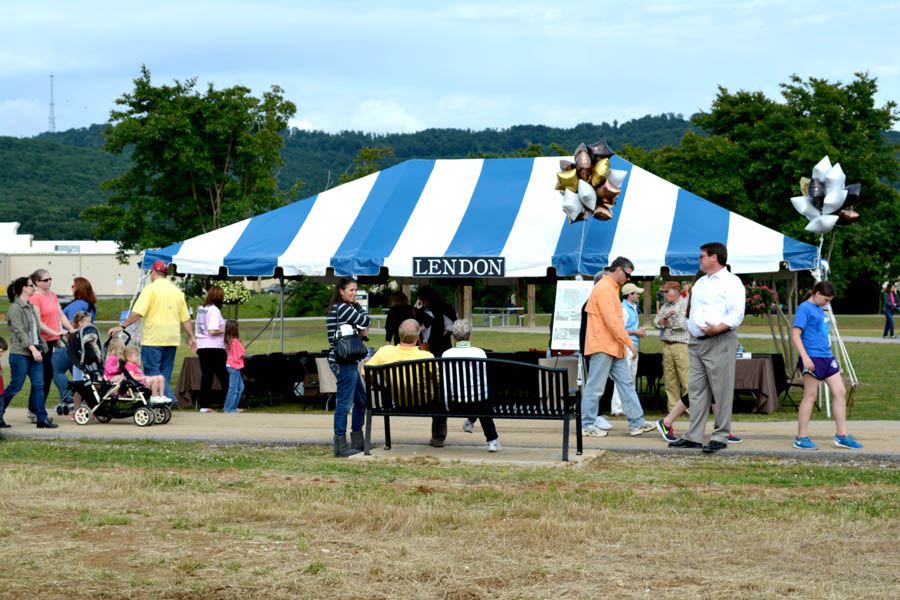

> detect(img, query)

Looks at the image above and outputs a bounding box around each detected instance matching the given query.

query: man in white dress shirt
[669,242,746,454]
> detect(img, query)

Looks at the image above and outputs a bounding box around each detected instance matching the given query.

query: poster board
[550,280,595,351]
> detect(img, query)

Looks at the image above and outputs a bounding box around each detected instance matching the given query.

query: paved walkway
[2,408,898,465]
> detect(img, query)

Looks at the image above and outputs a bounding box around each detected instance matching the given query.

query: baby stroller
[68,327,172,427]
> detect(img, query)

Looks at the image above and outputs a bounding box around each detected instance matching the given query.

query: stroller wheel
[95,414,112,423]
[153,405,172,425]
[133,407,154,427]
[73,406,92,426]
[56,405,64,415]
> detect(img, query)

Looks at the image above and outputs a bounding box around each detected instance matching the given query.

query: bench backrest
[364,357,576,418]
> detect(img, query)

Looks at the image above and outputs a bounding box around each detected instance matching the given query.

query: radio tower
[48,73,56,132]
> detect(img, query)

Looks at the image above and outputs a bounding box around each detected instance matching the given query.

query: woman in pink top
[223,320,245,413]
[28,269,75,404]
[195,286,228,409]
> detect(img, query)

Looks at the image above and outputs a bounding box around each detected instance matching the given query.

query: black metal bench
[363,357,582,461]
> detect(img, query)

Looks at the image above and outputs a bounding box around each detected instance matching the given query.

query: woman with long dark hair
[195,285,228,409]
[326,277,370,457]
[1,277,56,428]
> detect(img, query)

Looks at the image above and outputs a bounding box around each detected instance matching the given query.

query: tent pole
[279,276,285,353]
[463,285,472,321]
[526,284,536,328]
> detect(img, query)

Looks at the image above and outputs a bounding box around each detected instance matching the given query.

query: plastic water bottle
[737,343,744,357]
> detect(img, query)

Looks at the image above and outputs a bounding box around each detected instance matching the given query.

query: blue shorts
[799,356,840,381]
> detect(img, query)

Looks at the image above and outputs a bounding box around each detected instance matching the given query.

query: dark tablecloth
[174,356,223,408]
[636,352,778,414]
[734,355,778,414]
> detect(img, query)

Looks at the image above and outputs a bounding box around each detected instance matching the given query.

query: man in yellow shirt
[582,256,655,437]
[367,318,445,445]
[110,261,196,404]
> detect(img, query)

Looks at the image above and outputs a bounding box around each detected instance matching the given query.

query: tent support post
[642,281,652,326]
[279,276,285,353]
[463,285,472,321]
[526,284,536,328]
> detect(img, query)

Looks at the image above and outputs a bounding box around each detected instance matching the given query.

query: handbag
[333,328,368,365]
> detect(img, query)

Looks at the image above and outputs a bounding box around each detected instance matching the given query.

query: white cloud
[0,99,46,137]
[347,100,425,134]
[289,118,314,131]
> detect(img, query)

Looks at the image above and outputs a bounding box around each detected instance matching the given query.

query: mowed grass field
[0,439,898,599]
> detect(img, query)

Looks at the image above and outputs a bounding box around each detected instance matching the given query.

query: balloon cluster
[790,156,860,234]
[556,140,628,222]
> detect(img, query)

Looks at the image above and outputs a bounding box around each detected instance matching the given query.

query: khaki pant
[684,331,738,444]
[662,342,690,411]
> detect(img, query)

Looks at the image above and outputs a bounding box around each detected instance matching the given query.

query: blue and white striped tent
[142,156,817,278]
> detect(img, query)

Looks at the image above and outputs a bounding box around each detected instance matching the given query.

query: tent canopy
[142,156,817,278]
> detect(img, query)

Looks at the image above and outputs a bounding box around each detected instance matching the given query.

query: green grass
[2,439,898,489]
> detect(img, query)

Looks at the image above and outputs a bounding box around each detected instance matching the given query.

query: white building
[0,222,142,297]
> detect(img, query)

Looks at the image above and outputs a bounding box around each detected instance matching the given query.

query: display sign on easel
[550,280,596,350]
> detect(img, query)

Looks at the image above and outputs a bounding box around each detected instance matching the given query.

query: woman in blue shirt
[790,281,862,450]
[55,277,97,407]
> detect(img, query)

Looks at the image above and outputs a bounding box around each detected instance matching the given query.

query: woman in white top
[195,285,228,410]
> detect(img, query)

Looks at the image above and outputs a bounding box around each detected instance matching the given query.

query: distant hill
[6,115,897,241]
[2,114,695,240]
[0,134,131,239]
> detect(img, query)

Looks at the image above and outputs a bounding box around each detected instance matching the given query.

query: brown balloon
[598,179,621,202]
[560,159,575,171]
[836,207,859,225]
[556,168,580,192]
[577,167,592,182]
[574,149,592,170]
[591,158,611,186]
[592,205,613,221]
[587,139,614,160]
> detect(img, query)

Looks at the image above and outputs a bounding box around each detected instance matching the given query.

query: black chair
[241,354,272,407]
[761,352,806,411]
[635,352,664,406]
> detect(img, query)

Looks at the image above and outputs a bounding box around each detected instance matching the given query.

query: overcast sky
[2,0,898,138]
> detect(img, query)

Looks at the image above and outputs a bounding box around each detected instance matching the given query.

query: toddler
[104,337,126,382]
[223,320,245,413]
[122,345,167,402]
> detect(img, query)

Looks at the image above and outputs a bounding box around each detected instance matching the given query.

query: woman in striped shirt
[326,277,371,457]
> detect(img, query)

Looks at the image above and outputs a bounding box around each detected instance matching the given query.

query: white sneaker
[629,422,656,436]
[582,425,609,437]
[593,415,613,430]
[26,408,37,423]
[462,419,475,433]
[150,396,169,405]
[488,439,501,452]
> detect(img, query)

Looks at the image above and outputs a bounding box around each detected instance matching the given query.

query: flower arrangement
[745,284,778,316]
[219,280,252,305]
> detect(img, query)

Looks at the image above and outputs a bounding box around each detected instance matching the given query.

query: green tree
[339,146,394,185]
[619,73,900,311]
[83,65,300,259]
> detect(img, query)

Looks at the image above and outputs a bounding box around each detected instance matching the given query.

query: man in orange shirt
[582,256,655,437]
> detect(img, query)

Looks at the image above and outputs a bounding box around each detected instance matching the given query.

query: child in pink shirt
[223,320,245,413]
[104,337,126,382]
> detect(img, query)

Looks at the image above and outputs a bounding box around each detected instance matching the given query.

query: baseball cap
[660,281,681,292]
[621,283,643,295]
[151,260,169,273]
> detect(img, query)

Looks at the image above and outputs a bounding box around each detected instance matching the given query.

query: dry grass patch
[0,441,898,598]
